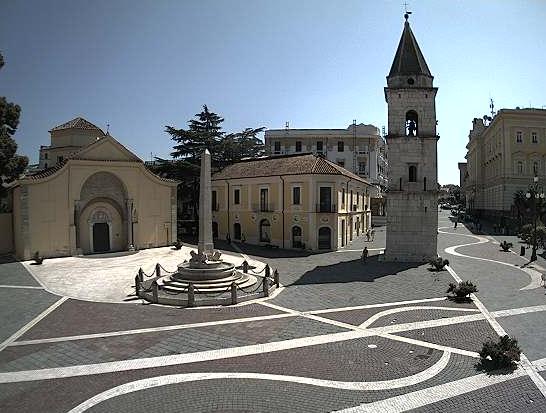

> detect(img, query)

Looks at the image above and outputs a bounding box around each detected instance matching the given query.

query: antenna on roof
[106,123,110,135]
[489,97,495,118]
[285,121,289,130]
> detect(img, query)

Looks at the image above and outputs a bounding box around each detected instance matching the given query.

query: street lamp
[525,176,545,262]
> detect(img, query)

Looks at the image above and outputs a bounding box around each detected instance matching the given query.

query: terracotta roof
[212,153,370,184]
[25,160,67,180]
[50,117,105,134]
[389,21,431,77]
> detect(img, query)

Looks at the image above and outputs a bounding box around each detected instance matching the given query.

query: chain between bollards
[231,282,237,305]
[188,283,195,307]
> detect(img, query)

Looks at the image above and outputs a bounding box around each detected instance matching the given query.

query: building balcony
[316,203,337,213]
[252,203,275,212]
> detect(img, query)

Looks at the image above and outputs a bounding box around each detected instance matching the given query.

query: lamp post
[525,176,544,262]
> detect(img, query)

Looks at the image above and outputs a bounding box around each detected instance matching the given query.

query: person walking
[365,230,370,242]
[370,229,375,242]
[361,247,368,263]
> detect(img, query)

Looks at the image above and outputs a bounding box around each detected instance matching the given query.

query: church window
[234,189,240,205]
[532,132,538,143]
[405,111,418,137]
[409,165,417,182]
[516,131,522,143]
[58,156,64,163]
[44,152,48,160]
[316,141,323,153]
[337,160,345,168]
[274,141,281,153]
[338,141,344,152]
[295,141,302,152]
[44,162,48,169]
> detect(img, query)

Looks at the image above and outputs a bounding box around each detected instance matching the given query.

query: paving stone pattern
[395,319,498,353]
[0,262,41,286]
[410,376,546,413]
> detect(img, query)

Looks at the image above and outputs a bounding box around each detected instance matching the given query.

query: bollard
[521,246,525,256]
[274,269,279,287]
[135,274,140,296]
[265,264,271,278]
[242,260,249,273]
[138,268,144,283]
[262,276,269,297]
[152,281,158,303]
[231,282,237,305]
[155,263,161,277]
[188,283,195,307]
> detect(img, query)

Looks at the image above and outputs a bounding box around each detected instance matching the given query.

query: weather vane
[403,2,412,20]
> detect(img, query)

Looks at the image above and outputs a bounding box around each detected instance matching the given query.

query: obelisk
[198,149,214,256]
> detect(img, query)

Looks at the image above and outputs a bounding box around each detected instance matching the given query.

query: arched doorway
[259,219,271,242]
[292,226,302,248]
[89,209,111,253]
[212,222,218,238]
[318,227,331,250]
[233,223,241,240]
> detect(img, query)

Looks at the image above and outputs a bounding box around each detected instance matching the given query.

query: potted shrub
[173,240,182,250]
[447,280,478,301]
[479,335,521,369]
[499,241,513,252]
[429,257,449,271]
[32,251,44,265]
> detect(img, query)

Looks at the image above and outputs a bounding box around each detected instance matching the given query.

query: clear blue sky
[2,0,545,185]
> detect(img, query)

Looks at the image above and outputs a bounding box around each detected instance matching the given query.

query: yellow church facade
[211,153,373,251]
[10,118,177,260]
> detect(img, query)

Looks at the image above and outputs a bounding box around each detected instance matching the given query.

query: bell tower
[384,13,439,262]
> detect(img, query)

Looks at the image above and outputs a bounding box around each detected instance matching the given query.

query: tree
[0,52,28,198]
[219,127,265,166]
[166,105,225,166]
[513,190,527,224]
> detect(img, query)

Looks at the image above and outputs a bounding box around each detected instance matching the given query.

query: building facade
[383,15,439,262]
[264,124,387,193]
[464,108,546,219]
[10,118,178,260]
[211,153,373,251]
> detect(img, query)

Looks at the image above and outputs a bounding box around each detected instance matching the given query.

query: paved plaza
[1,210,546,412]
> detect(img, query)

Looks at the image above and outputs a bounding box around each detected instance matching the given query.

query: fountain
[157,149,257,294]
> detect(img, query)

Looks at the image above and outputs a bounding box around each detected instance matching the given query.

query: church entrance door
[93,223,110,252]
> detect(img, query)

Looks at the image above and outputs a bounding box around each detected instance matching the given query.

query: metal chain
[159,264,177,274]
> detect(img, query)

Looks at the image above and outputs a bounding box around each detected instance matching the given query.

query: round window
[407,78,415,85]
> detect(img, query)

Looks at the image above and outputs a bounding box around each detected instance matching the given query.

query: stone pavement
[0,211,545,412]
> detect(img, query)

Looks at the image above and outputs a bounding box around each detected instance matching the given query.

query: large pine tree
[0,53,28,200]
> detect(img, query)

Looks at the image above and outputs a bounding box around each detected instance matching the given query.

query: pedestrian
[371,229,375,241]
[361,247,368,263]
[454,219,458,229]
[241,233,246,243]
[226,233,231,244]
[366,230,370,242]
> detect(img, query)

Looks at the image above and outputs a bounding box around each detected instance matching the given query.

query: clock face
[407,78,415,85]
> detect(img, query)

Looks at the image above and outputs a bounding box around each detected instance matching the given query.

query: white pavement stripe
[445,262,546,399]
[0,296,68,353]
[334,369,527,413]
[491,304,546,318]
[335,248,385,253]
[441,229,543,291]
[68,353,452,413]
[532,358,546,372]
[0,331,370,384]
[368,313,485,335]
[377,333,480,359]
[359,306,480,329]
[0,284,44,289]
[309,297,448,315]
[9,313,297,347]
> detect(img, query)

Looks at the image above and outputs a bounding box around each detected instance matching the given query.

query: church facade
[383,15,439,262]
[10,118,178,260]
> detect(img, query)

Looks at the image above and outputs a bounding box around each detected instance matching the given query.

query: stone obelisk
[198,149,214,256]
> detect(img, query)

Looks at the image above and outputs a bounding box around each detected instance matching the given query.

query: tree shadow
[475,359,518,376]
[291,255,422,285]
[215,239,317,258]
[446,296,473,304]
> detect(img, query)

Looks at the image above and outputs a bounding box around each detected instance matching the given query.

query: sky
[2,0,546,185]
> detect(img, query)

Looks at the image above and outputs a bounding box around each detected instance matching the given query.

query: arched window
[423,176,427,191]
[517,161,524,175]
[409,165,417,182]
[533,161,539,176]
[406,110,418,136]
[259,219,271,242]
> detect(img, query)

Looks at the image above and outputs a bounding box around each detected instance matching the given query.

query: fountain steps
[157,272,258,293]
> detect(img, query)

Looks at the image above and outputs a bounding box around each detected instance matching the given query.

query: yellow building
[464,108,546,219]
[9,118,178,260]
[211,153,373,251]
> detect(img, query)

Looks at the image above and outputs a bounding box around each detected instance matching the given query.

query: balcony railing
[316,203,336,213]
[252,203,275,212]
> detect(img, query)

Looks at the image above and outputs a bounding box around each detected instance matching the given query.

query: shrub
[429,257,449,271]
[479,335,521,369]
[447,280,478,299]
[32,251,44,265]
[499,241,513,252]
